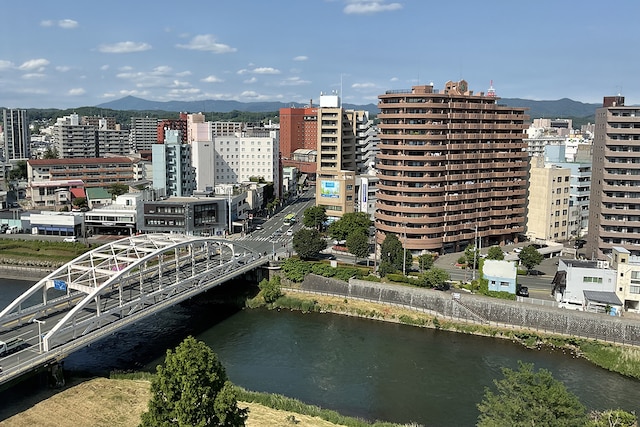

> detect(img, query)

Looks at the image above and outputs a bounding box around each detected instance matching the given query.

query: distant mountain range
[96,95,601,119]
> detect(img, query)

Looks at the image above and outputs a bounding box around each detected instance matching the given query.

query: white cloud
[238,67,280,75]
[344,1,402,14]
[41,19,79,29]
[243,77,257,84]
[253,67,280,75]
[22,73,46,80]
[201,75,223,83]
[176,70,192,77]
[68,88,86,96]
[176,35,237,53]
[0,60,15,70]
[101,92,117,99]
[98,41,152,53]
[352,82,376,89]
[240,90,261,98]
[18,59,49,71]
[100,65,110,71]
[390,77,399,82]
[293,55,308,61]
[58,19,79,29]
[56,66,71,72]
[279,77,311,86]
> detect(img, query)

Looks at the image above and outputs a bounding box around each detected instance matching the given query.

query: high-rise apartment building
[152,130,196,197]
[376,81,529,254]
[587,95,640,258]
[130,117,160,151]
[3,109,30,160]
[52,114,98,158]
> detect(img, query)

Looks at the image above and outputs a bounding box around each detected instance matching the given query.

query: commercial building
[376,81,529,254]
[315,94,360,220]
[525,157,571,242]
[587,95,640,259]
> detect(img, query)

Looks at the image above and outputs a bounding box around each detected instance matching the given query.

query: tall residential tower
[587,95,640,258]
[376,81,529,254]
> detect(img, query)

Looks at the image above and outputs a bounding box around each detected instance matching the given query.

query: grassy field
[0,378,351,427]
[0,238,92,267]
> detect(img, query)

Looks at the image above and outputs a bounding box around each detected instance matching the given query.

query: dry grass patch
[0,378,348,427]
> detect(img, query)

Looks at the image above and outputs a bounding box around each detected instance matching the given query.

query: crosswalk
[234,234,290,243]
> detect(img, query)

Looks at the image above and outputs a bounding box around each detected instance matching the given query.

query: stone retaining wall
[297,275,640,346]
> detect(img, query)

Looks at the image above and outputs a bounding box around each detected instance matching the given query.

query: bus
[283,213,296,226]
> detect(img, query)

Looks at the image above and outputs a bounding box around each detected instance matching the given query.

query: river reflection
[2,279,639,426]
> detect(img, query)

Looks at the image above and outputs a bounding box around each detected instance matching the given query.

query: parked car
[516,286,529,297]
[63,236,78,243]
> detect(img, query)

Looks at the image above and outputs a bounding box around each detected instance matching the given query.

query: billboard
[320,180,340,198]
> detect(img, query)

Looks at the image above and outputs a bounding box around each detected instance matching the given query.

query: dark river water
[1,278,639,426]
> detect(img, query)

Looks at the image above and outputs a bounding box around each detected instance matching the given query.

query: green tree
[587,409,637,427]
[7,161,27,181]
[72,197,87,208]
[258,275,282,304]
[418,254,434,272]
[107,183,129,199]
[292,228,326,260]
[303,206,327,231]
[464,244,479,269]
[380,233,404,272]
[328,212,371,242]
[477,361,587,427]
[346,229,370,262]
[421,267,450,288]
[281,258,312,282]
[518,245,544,272]
[42,146,59,159]
[140,336,247,427]
[485,246,505,260]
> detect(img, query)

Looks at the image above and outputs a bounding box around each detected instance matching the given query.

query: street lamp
[32,318,45,353]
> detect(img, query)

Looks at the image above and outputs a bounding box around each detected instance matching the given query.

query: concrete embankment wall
[297,275,640,346]
[0,265,52,282]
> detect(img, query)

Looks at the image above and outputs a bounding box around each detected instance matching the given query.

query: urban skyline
[0,0,637,109]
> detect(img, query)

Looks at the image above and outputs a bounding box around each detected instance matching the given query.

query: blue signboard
[53,279,67,291]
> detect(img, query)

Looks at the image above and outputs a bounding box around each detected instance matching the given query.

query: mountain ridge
[96,95,601,119]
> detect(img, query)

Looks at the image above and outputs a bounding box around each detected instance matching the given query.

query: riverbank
[273,288,640,380]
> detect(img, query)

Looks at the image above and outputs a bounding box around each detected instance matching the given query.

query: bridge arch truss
[0,234,266,355]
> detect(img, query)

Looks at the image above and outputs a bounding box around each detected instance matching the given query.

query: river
[1,278,639,426]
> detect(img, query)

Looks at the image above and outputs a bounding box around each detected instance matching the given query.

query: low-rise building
[84,193,143,236]
[28,211,83,237]
[27,179,84,210]
[482,259,518,294]
[552,259,618,311]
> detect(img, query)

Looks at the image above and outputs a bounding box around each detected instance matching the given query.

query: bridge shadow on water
[0,278,259,422]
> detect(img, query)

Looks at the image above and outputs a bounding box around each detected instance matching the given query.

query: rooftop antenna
[487,80,496,97]
[340,73,343,108]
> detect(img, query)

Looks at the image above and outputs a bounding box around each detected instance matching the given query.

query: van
[5,226,19,234]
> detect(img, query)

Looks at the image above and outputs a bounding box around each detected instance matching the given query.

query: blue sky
[1,0,638,109]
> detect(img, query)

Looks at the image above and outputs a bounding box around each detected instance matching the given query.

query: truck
[0,337,23,357]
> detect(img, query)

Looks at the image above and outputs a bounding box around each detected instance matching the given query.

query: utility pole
[472,224,478,281]
[402,223,407,276]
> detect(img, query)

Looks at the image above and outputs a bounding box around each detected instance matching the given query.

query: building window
[583,276,603,284]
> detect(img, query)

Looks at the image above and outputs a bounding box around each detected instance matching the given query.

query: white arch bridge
[0,234,268,385]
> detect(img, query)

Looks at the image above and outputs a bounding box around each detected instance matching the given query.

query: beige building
[610,247,640,313]
[376,80,529,254]
[315,94,361,220]
[526,157,571,242]
[587,95,640,259]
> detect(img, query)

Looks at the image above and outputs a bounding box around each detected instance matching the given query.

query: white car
[63,236,78,243]
[286,229,293,236]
